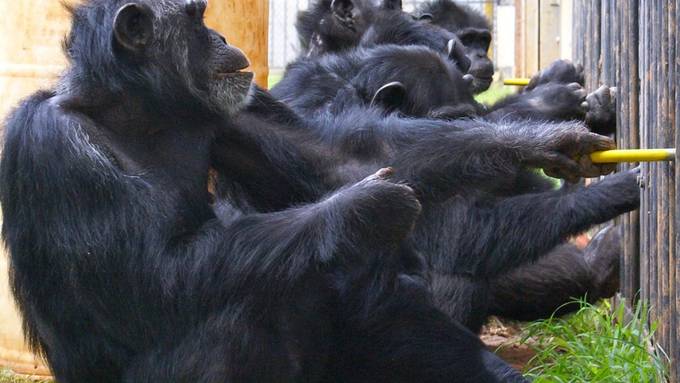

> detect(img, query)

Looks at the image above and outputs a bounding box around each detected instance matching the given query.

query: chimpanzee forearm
[212,112,345,212]
[380,117,612,202]
[453,170,639,278]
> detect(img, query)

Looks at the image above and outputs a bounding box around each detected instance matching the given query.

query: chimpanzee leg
[487,243,595,321]
[450,170,638,279]
[489,226,622,321]
[329,263,528,383]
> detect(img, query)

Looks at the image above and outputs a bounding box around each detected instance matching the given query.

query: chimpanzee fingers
[533,152,581,181]
[577,156,616,178]
[579,132,616,152]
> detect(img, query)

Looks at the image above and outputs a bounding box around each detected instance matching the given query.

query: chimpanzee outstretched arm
[376,116,616,201]
[215,101,615,209]
[444,169,639,278]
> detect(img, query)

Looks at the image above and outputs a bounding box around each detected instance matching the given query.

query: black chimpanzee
[214,84,640,378]
[296,0,403,56]
[415,0,495,93]
[270,44,633,331]
[0,1,626,382]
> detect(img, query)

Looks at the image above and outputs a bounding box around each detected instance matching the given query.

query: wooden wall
[514,0,566,78]
[573,1,679,381]
[0,0,269,377]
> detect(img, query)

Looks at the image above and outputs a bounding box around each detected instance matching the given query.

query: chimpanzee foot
[583,85,617,136]
[337,168,422,245]
[584,225,622,299]
[525,59,585,91]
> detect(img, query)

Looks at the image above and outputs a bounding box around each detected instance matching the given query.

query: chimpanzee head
[415,0,495,93]
[353,45,481,118]
[63,0,253,116]
[359,11,471,74]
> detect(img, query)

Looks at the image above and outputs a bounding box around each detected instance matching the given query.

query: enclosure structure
[573,1,679,381]
[0,0,269,377]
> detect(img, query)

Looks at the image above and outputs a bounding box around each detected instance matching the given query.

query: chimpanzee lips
[214,71,254,82]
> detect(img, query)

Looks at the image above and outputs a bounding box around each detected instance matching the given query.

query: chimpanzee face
[112,0,254,116]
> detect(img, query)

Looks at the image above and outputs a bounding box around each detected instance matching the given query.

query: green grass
[521,299,669,382]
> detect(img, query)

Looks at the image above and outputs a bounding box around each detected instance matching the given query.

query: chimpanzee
[0,1,625,382]
[296,0,403,56]
[270,44,631,332]
[415,0,495,93]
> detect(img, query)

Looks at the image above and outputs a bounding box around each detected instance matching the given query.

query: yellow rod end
[503,78,530,86]
[590,149,676,163]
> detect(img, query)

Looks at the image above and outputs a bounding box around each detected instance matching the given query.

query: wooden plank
[538,0,561,68]
[524,0,540,76]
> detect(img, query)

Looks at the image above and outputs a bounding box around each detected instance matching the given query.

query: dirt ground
[481,317,536,371]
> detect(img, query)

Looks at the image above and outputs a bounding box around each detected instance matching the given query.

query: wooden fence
[573,1,679,381]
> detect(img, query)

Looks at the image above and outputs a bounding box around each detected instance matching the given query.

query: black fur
[218,84,639,338]
[0,2,443,382]
[0,1,558,382]
[270,45,636,332]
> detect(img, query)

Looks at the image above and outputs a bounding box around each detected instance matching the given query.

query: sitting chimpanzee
[1,1,624,382]
[270,45,632,332]
[0,1,433,381]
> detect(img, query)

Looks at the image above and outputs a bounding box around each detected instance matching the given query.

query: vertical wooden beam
[524,0,540,76]
[538,0,561,68]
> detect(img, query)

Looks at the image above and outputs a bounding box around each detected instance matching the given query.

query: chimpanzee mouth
[215,71,254,82]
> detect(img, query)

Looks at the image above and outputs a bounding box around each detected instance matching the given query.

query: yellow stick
[590,149,676,163]
[503,78,531,86]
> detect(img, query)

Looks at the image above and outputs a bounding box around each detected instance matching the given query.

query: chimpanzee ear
[370,81,406,112]
[113,3,154,52]
[448,39,471,73]
[331,0,355,22]
[382,0,403,10]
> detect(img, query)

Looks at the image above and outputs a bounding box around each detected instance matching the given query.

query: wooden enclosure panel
[575,0,679,380]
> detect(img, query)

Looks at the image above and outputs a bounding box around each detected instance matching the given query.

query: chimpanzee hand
[583,225,622,299]
[525,59,585,91]
[339,168,422,245]
[583,85,617,136]
[522,82,589,120]
[523,123,617,182]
